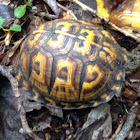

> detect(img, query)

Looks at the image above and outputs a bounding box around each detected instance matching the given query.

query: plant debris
[0,0,139,140]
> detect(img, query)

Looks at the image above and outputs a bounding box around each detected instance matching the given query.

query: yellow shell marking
[22,79,30,91]
[80,64,110,100]
[27,34,41,50]
[56,21,79,33]
[20,50,29,78]
[45,97,57,107]
[73,30,101,62]
[29,51,53,93]
[116,70,123,80]
[47,34,65,49]
[123,54,129,63]
[31,52,46,84]
[16,68,21,82]
[104,47,116,58]
[101,30,111,39]
[103,42,111,47]
[50,59,80,100]
[99,51,107,62]
[101,93,110,100]
[32,89,40,99]
[32,30,47,35]
[90,100,99,106]
[77,20,95,27]
[111,85,120,91]
[38,24,46,30]
[74,41,92,56]
[82,64,103,89]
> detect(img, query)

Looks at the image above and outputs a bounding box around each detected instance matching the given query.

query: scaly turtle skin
[15,19,130,109]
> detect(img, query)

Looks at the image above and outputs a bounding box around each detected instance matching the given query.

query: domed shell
[16,19,130,109]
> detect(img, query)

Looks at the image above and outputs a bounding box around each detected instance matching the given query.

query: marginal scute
[38,24,46,30]
[16,19,129,109]
[116,70,123,80]
[111,84,121,91]
[99,51,107,62]
[122,52,130,63]
[22,79,30,91]
[103,41,111,47]
[103,47,118,68]
[19,49,29,79]
[101,30,112,40]
[45,97,57,107]
[15,67,21,82]
[32,88,40,99]
[29,50,53,93]
[101,93,110,100]
[27,33,41,50]
[90,100,99,106]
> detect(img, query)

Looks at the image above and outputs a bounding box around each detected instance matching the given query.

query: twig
[109,22,140,42]
[0,65,42,140]
[126,44,140,74]
[19,104,43,140]
[109,118,124,140]
[69,0,104,19]
[57,2,77,19]
[0,65,20,98]
[113,102,138,140]
[68,0,140,42]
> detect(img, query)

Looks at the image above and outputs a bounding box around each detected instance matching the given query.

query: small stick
[0,65,20,98]
[113,102,138,140]
[109,118,124,140]
[0,65,42,140]
[68,0,140,42]
[57,2,77,19]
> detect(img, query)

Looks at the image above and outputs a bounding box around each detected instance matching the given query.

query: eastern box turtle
[16,19,130,109]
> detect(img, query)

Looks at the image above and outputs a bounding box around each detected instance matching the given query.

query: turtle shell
[16,19,130,109]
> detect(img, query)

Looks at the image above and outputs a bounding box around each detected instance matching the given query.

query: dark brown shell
[16,19,130,109]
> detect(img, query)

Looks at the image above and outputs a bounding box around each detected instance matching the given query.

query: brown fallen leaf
[123,87,139,101]
[0,37,25,65]
[72,103,112,140]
